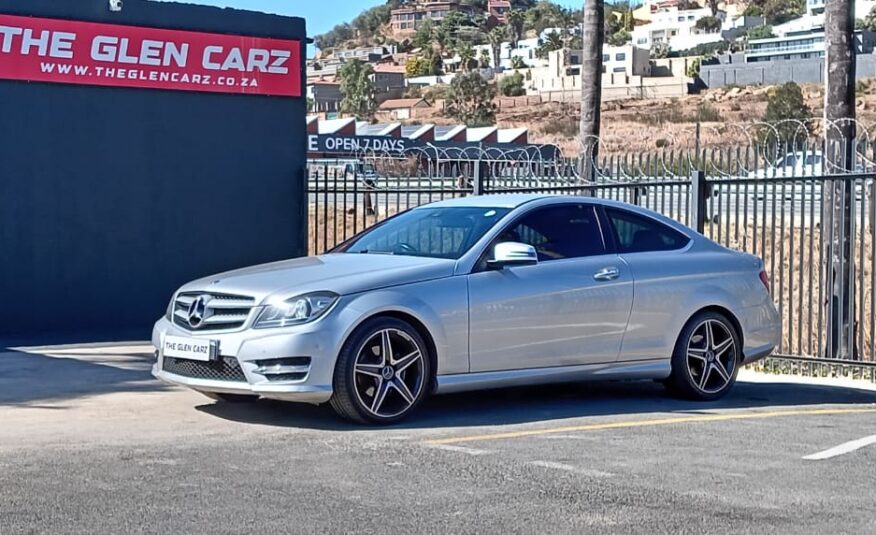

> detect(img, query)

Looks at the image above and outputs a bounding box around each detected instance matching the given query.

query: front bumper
[151,316,339,404]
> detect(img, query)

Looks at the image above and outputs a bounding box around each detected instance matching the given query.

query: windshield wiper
[355,249,395,255]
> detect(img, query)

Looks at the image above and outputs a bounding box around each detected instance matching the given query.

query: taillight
[759,270,770,292]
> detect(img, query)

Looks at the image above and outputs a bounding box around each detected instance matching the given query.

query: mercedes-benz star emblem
[187,296,211,329]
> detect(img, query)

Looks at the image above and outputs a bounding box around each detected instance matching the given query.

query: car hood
[179,253,456,303]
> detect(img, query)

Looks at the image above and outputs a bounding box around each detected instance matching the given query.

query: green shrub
[498,72,526,97]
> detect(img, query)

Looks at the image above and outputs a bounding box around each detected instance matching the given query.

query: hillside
[500,83,876,155]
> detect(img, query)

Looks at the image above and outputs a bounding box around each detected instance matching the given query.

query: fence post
[472,143,485,195]
[690,170,706,234]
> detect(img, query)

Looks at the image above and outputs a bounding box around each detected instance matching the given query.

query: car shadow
[195,378,876,432]
[0,347,167,406]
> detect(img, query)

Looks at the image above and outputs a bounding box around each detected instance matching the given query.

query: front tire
[330,317,431,424]
[666,311,741,401]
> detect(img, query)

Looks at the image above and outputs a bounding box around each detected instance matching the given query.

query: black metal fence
[307,140,876,376]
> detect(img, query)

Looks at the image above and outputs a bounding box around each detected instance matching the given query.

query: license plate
[163,335,217,362]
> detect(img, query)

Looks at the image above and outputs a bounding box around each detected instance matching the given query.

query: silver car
[152,195,780,424]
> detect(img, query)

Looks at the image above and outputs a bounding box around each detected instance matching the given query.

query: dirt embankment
[409,82,876,156]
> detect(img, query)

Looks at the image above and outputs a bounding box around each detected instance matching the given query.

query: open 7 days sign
[0,14,302,96]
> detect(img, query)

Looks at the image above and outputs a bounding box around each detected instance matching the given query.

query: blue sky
[160,0,584,54]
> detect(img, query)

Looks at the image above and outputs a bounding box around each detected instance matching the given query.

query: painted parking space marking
[425,407,876,446]
[427,444,493,456]
[528,460,613,478]
[803,434,876,461]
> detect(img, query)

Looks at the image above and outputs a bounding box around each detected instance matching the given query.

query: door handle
[593,267,620,281]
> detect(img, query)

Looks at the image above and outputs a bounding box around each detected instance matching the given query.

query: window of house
[615,53,626,61]
[602,54,610,61]
[606,208,690,253]
[613,66,625,72]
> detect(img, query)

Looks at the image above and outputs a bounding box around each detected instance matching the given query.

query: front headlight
[254,292,338,329]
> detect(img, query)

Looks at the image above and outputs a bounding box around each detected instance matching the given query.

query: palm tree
[579,0,604,182]
[507,9,525,47]
[487,26,507,71]
[706,0,720,17]
[479,47,492,69]
[823,0,857,358]
[457,43,475,73]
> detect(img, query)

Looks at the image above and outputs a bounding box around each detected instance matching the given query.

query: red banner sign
[0,14,302,97]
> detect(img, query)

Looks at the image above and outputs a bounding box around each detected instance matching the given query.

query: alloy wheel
[352,328,426,419]
[686,319,736,394]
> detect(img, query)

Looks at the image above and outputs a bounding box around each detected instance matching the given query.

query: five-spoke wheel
[667,311,740,401]
[330,317,431,424]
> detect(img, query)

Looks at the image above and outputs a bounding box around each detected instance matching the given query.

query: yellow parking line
[425,407,876,446]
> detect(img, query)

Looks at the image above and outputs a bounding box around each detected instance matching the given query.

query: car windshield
[338,206,511,260]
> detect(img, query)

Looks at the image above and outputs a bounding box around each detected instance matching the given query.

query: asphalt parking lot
[2,346,875,534]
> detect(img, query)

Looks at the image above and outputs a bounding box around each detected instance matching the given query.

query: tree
[498,71,526,96]
[507,9,526,46]
[580,0,604,182]
[406,56,439,77]
[315,23,354,51]
[746,25,776,40]
[510,55,527,69]
[823,0,857,358]
[706,0,720,16]
[864,6,876,31]
[535,31,564,59]
[436,11,478,51]
[445,71,497,126]
[606,29,631,46]
[338,59,376,120]
[686,57,702,78]
[413,18,435,50]
[457,43,476,72]
[757,82,812,146]
[479,47,492,68]
[758,0,805,25]
[487,26,507,71]
[525,1,568,34]
[651,41,670,59]
[695,16,722,33]
[351,4,392,39]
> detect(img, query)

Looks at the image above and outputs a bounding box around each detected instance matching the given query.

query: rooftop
[379,98,428,110]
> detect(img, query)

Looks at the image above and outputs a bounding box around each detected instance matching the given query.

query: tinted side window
[499,204,606,261]
[606,208,690,253]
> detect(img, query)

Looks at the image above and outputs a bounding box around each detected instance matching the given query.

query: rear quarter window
[606,208,690,253]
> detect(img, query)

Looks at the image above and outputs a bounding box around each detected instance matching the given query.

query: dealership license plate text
[163,335,216,361]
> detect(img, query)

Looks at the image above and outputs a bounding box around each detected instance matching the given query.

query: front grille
[162,355,246,382]
[172,292,255,332]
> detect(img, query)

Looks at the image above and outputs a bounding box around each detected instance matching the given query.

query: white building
[804,0,875,19]
[631,7,726,52]
[530,45,652,92]
[746,30,876,62]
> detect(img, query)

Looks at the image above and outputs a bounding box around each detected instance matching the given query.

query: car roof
[421,194,546,209]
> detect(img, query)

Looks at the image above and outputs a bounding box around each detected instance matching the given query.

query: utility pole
[823,0,857,359]
[579,0,604,184]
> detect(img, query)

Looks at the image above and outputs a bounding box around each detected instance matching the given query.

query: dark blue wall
[0,0,307,343]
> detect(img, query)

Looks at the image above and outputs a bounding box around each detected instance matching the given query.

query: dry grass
[706,222,875,361]
[309,206,876,361]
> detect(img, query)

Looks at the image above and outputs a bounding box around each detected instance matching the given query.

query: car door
[467,203,634,372]
[602,207,693,362]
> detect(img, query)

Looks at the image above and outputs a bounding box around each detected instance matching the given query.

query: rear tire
[666,311,741,401]
[330,317,431,425]
[199,392,259,403]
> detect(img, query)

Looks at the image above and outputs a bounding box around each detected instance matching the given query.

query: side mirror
[488,242,538,269]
